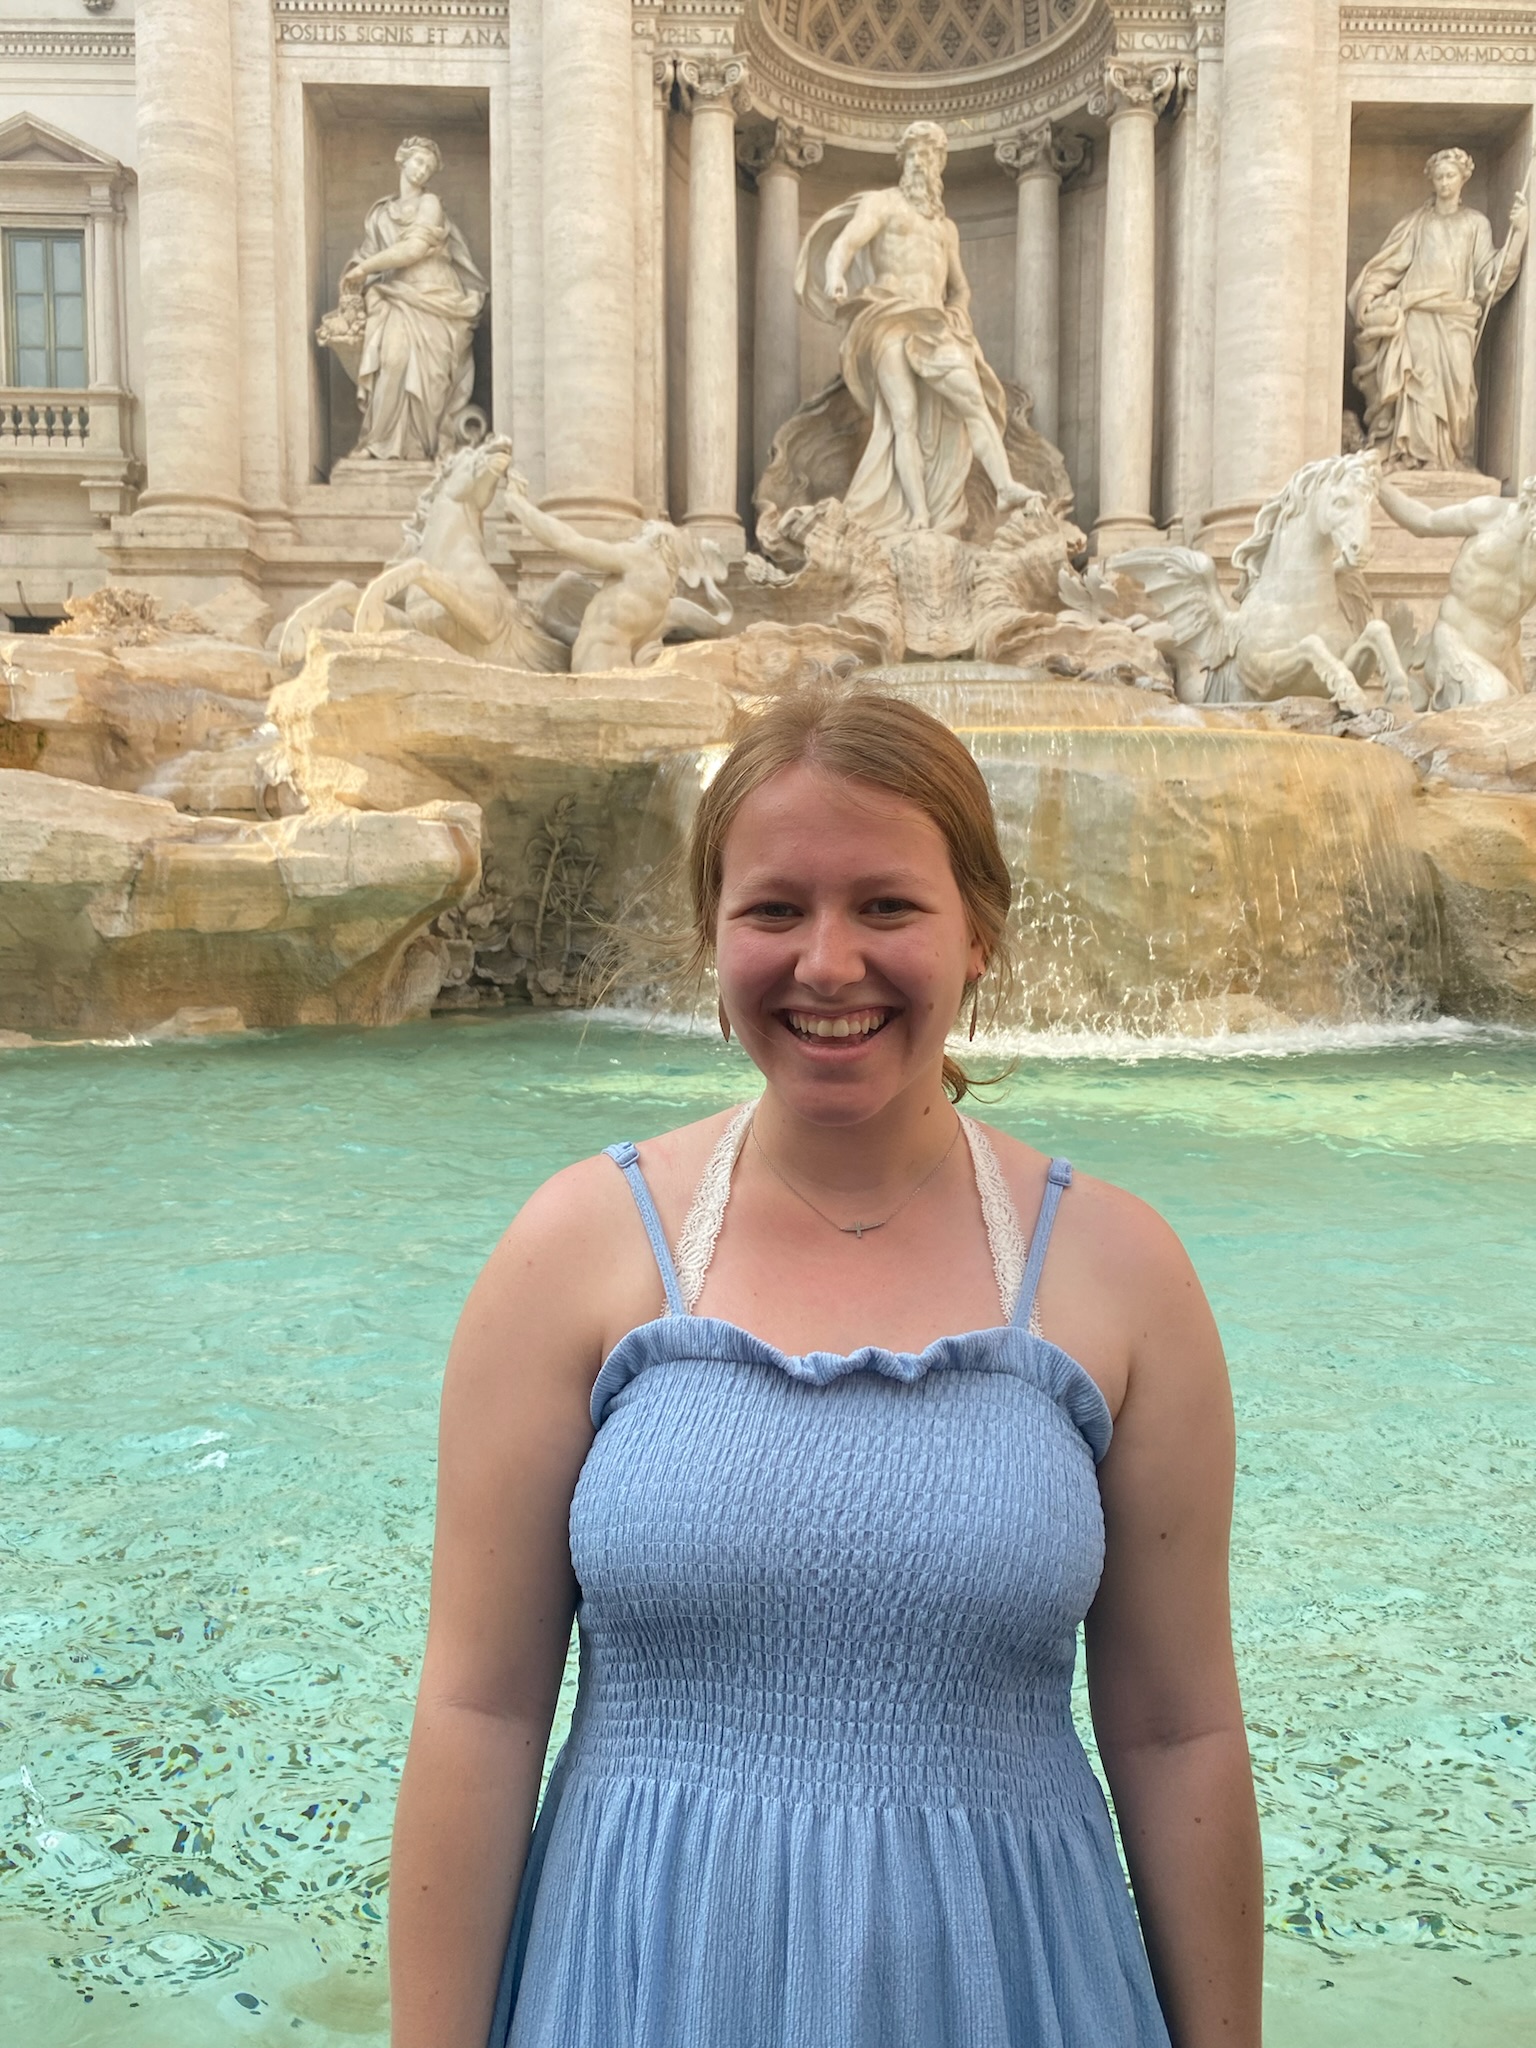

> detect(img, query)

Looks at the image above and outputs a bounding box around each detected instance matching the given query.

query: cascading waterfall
[616,666,1445,1040]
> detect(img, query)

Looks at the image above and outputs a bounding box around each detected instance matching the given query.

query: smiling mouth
[782,1007,894,1043]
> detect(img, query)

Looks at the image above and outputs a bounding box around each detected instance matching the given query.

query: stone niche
[302,83,492,481]
[1344,101,1531,483]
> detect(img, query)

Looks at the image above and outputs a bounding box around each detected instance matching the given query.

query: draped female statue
[324,136,487,462]
[1347,148,1527,470]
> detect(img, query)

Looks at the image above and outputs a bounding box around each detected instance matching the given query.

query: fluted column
[132,0,244,523]
[995,121,1087,448]
[1090,59,1175,557]
[1203,0,1316,549]
[678,55,747,553]
[632,43,671,518]
[743,121,822,485]
[542,0,639,532]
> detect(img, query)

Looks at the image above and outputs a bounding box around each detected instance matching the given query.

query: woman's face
[714,762,984,1126]
[401,149,435,189]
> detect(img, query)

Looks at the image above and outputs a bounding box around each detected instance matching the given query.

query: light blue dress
[489,1121,1171,2048]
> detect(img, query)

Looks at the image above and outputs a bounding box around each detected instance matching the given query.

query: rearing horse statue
[1119,453,1417,715]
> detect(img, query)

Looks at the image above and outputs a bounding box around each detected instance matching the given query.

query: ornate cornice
[1088,55,1178,117]
[736,0,1115,151]
[272,0,507,45]
[1101,0,1201,56]
[1339,6,1536,65]
[0,24,134,61]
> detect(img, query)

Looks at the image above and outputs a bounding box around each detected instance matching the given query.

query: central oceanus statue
[1118,454,1415,715]
[796,119,1042,536]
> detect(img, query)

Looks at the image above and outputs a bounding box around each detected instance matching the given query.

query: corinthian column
[1203,0,1316,551]
[132,0,244,527]
[678,56,747,553]
[541,0,639,533]
[1090,59,1175,557]
[995,121,1087,448]
[742,121,822,484]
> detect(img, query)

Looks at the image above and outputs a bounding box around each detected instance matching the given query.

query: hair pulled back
[688,684,1014,1102]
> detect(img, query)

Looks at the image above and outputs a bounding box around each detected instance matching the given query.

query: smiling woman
[387,683,1264,2048]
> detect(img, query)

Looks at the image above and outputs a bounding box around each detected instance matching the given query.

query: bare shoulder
[967,1118,1213,1410]
[464,1106,744,1362]
[972,1118,1186,1268]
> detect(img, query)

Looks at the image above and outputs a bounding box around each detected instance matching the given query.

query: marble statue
[1119,453,1414,715]
[318,136,488,462]
[1347,149,1528,471]
[498,483,732,675]
[796,121,1042,536]
[281,437,566,672]
[1379,475,1536,708]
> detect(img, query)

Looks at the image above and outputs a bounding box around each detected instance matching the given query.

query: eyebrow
[725,869,937,896]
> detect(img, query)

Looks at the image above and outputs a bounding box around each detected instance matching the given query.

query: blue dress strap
[1010,1158,1073,1331]
[604,1142,687,1318]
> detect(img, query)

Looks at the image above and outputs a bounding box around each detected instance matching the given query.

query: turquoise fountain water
[2,1015,1533,2046]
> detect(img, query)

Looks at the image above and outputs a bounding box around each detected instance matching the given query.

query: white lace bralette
[671,1102,1041,1337]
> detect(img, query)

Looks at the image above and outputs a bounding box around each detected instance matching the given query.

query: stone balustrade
[0,387,136,515]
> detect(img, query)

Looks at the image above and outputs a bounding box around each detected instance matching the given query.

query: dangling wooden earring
[968,980,981,1042]
[717,1000,731,1043]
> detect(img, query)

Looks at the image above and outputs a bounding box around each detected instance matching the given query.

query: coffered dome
[762,0,1083,75]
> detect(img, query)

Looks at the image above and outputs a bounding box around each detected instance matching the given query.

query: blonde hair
[688,684,1013,1102]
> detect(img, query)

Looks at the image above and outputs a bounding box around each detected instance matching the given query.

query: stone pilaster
[741,120,822,484]
[1089,59,1175,557]
[994,121,1087,448]
[1202,0,1317,554]
[677,54,748,554]
[541,0,640,533]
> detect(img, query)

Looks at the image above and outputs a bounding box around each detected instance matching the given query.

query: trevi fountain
[2,4,1534,2045]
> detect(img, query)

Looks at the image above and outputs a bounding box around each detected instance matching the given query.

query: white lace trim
[673,1102,1041,1336]
[674,1102,756,1312]
[961,1117,1040,1334]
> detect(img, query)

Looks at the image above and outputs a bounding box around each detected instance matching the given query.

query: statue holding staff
[1347,148,1528,470]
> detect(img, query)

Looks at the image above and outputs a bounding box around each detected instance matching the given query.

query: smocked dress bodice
[489,1109,1170,2048]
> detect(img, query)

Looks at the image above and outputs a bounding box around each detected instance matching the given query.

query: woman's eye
[867,898,914,917]
[748,902,799,921]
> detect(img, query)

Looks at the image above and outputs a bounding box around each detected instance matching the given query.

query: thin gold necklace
[749,1116,962,1240]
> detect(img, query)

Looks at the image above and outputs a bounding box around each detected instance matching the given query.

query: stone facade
[4,1,1536,623]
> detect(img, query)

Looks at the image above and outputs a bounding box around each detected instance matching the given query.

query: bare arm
[1085,1202,1263,2048]
[501,485,631,576]
[1378,479,1488,538]
[388,1164,613,2048]
[825,193,889,301]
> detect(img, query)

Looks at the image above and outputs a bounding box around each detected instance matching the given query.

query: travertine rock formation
[269,632,739,817]
[1410,792,1536,1018]
[0,769,479,1035]
[1377,692,1536,792]
[2,634,275,797]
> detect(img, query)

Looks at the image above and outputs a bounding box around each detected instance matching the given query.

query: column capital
[1088,58,1178,122]
[994,120,1091,188]
[675,52,749,116]
[738,118,823,184]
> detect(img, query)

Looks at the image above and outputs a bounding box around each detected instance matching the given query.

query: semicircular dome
[764,0,1081,74]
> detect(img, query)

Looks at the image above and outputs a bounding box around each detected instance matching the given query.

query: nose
[793,908,867,996]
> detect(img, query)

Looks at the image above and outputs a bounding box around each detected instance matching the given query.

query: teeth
[788,1010,886,1040]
